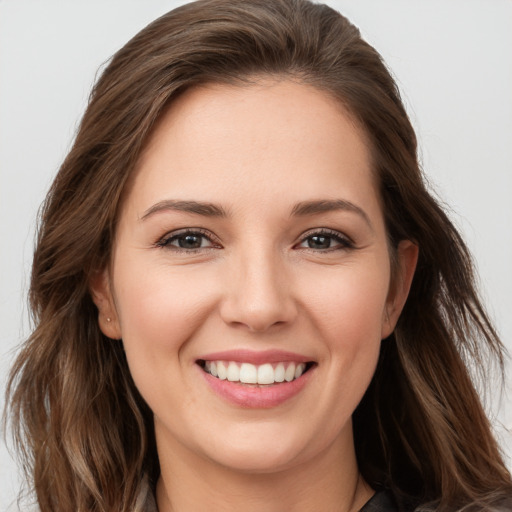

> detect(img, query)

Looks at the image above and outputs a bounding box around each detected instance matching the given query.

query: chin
[197,423,319,474]
[212,445,305,475]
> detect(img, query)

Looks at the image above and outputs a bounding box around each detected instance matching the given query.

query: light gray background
[1,1,511,510]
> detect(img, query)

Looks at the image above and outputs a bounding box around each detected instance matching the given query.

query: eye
[297,229,354,251]
[156,229,220,252]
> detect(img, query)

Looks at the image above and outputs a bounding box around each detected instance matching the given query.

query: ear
[89,269,122,340]
[381,240,418,339]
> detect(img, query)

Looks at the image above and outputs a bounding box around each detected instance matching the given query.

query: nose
[219,248,298,333]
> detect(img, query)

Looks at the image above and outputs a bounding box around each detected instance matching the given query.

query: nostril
[219,276,298,332]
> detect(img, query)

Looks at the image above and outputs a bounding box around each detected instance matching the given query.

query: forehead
[124,79,379,220]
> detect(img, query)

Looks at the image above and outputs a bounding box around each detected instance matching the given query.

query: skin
[91,79,418,512]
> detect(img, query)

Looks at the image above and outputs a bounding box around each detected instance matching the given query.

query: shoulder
[360,490,401,512]
[360,491,512,512]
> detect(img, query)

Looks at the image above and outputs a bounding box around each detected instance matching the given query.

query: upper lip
[196,349,314,365]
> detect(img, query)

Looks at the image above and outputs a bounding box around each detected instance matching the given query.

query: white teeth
[227,362,239,382]
[203,360,308,384]
[217,361,227,380]
[274,363,285,382]
[284,363,296,382]
[240,363,257,384]
[257,363,275,385]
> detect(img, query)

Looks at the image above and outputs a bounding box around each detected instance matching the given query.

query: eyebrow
[140,197,372,229]
[291,199,373,229]
[140,199,228,220]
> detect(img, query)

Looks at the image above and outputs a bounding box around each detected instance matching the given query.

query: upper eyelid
[155,227,353,247]
[161,227,216,239]
[156,228,221,247]
[295,229,355,252]
[298,228,353,242]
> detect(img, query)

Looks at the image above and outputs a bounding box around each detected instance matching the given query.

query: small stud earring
[106,317,112,323]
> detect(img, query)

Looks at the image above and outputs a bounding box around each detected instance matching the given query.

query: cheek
[303,261,390,345]
[111,258,217,381]
[301,259,389,402]
[283,261,389,449]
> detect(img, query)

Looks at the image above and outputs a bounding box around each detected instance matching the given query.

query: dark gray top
[360,490,398,511]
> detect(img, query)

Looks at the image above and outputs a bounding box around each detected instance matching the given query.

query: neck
[155,422,373,512]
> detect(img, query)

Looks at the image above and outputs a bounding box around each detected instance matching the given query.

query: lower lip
[200,366,314,408]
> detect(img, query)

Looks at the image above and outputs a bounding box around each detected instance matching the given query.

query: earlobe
[89,269,122,340]
[381,240,419,339]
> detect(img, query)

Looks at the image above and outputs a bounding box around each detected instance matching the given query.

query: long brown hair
[5,0,511,510]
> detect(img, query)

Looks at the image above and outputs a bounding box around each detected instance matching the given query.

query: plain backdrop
[1,1,511,510]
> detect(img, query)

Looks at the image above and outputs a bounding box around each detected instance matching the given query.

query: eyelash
[155,228,355,253]
[155,228,221,253]
[296,228,355,252]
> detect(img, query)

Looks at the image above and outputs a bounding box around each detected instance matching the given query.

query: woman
[5,0,512,510]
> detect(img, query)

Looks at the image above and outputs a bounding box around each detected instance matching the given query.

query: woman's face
[93,80,416,474]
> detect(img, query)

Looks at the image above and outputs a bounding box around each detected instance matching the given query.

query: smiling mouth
[197,360,316,386]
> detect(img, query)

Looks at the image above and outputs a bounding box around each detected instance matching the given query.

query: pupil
[308,235,330,249]
[179,235,201,249]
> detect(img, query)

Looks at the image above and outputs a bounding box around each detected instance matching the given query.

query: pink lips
[197,349,314,409]
[197,349,311,365]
